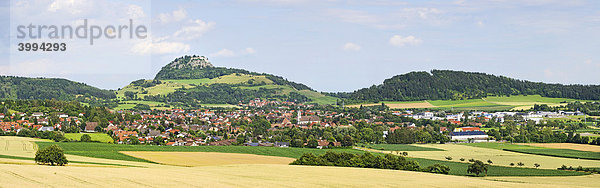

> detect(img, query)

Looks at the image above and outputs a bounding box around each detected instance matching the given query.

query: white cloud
[328,9,379,24]
[47,0,90,14]
[157,8,187,24]
[173,19,216,39]
[244,48,256,54]
[209,47,257,57]
[477,20,484,26]
[210,49,236,57]
[131,38,190,55]
[127,5,146,19]
[389,35,422,47]
[343,42,361,51]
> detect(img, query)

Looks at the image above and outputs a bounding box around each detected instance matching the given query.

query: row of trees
[290,151,450,174]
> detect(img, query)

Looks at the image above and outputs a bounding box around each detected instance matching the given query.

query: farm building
[450,127,489,141]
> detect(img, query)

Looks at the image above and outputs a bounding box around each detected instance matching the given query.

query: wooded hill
[118,55,337,106]
[0,76,116,101]
[332,70,600,102]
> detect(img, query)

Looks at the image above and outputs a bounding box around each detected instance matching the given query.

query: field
[1,163,567,188]
[64,133,114,143]
[347,101,435,109]
[114,100,171,111]
[467,142,600,160]
[390,144,600,170]
[347,95,596,111]
[122,151,295,167]
[3,136,600,187]
[35,141,365,162]
[358,144,444,151]
[517,143,600,152]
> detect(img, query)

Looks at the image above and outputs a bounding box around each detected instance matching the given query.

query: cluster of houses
[0,101,590,145]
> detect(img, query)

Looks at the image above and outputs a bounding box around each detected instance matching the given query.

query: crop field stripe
[503,148,600,161]
[0,154,140,167]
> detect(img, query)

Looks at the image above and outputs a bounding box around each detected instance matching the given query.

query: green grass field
[64,133,114,143]
[358,144,444,151]
[465,142,600,160]
[114,100,170,110]
[349,95,596,111]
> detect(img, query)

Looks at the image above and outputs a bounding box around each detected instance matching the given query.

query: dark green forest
[332,70,600,102]
[0,76,116,101]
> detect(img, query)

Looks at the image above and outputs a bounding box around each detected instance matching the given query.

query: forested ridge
[334,70,600,102]
[0,76,116,100]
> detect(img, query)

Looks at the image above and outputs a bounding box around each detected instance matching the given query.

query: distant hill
[0,76,116,101]
[117,55,337,107]
[335,70,600,102]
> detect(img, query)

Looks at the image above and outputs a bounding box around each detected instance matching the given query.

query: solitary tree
[467,160,488,176]
[487,159,493,164]
[35,145,68,166]
[402,152,408,156]
[80,134,92,142]
[517,162,525,167]
[510,163,515,166]
[445,156,453,160]
[460,158,465,161]
[534,163,541,168]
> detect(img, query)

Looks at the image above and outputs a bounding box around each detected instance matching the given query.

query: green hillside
[114,55,338,109]
[336,70,600,102]
[0,76,116,101]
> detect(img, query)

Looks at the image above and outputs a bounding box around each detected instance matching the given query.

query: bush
[422,164,450,174]
[467,160,488,176]
[80,134,92,142]
[35,145,68,166]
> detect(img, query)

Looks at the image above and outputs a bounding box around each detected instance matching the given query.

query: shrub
[459,158,465,161]
[467,160,488,176]
[445,156,452,160]
[422,164,450,174]
[80,134,92,142]
[35,145,68,166]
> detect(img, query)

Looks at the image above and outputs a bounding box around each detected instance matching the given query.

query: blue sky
[1,0,599,92]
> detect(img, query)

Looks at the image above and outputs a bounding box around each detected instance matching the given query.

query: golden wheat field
[2,136,600,187]
[516,143,600,152]
[363,144,600,170]
[121,151,295,166]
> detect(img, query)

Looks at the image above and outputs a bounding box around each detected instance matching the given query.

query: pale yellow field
[482,174,600,188]
[2,136,600,187]
[363,144,600,169]
[517,143,600,152]
[0,163,581,188]
[121,151,295,167]
[0,136,159,168]
[0,136,41,158]
[347,101,435,109]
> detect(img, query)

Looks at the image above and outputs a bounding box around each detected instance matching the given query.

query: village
[0,98,592,147]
